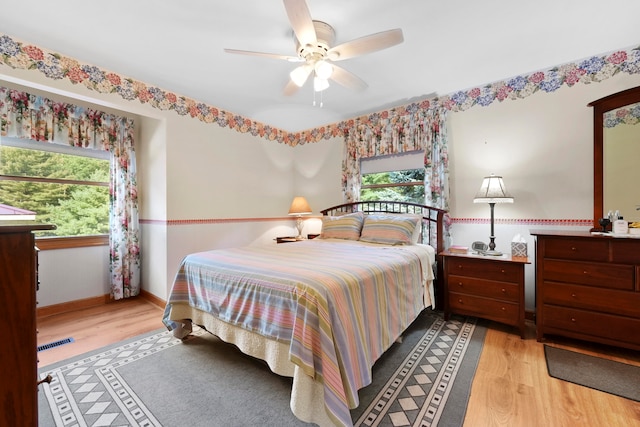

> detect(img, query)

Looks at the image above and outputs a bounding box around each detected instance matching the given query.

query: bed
[162,201,446,427]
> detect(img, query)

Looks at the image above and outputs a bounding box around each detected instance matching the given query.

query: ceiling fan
[224,0,404,96]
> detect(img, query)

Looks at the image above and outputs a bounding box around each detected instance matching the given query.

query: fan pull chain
[312,90,324,108]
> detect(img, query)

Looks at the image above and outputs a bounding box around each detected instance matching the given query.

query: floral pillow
[359,214,421,245]
[319,211,365,240]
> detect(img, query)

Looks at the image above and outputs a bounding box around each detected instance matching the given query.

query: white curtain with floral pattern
[342,107,449,211]
[0,87,140,300]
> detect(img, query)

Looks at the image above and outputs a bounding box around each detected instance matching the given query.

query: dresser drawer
[542,259,634,290]
[447,275,519,302]
[542,282,640,317]
[542,238,609,262]
[449,292,519,325]
[445,257,521,282]
[542,305,640,347]
[611,239,640,264]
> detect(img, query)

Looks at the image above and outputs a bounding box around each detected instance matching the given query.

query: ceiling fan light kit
[314,60,333,80]
[290,64,312,87]
[313,76,330,92]
[224,0,404,99]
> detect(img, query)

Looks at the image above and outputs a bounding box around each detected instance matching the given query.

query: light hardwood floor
[37,298,640,426]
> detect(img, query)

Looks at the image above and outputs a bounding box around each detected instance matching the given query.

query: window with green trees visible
[0,141,110,237]
[360,168,425,204]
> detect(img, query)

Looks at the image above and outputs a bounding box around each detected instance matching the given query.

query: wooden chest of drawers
[1,222,55,427]
[531,230,640,351]
[441,251,529,337]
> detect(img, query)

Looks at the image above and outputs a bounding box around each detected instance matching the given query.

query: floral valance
[1,33,640,146]
[0,86,128,150]
[342,108,448,207]
[604,101,640,128]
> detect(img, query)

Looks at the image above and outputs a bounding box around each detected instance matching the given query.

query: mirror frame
[589,85,640,229]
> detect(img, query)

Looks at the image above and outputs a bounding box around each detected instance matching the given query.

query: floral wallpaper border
[1,33,639,146]
[604,101,640,127]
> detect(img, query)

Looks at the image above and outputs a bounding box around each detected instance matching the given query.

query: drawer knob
[571,318,576,322]
[457,264,463,270]
[501,307,506,311]
[571,246,577,251]
[501,269,505,273]
[571,293,577,298]
[458,298,463,303]
[501,288,506,293]
[457,282,463,287]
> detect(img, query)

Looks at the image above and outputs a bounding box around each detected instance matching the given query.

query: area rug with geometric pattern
[38,311,486,427]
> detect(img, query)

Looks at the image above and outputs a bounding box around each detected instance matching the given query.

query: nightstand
[276,234,320,244]
[440,250,529,338]
[276,236,300,244]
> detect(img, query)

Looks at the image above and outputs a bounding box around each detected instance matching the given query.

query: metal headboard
[320,201,446,254]
[321,201,447,310]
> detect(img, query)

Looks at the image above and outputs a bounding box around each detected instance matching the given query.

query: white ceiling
[1,0,639,132]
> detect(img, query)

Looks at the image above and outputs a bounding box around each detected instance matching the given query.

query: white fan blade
[283,0,317,47]
[328,29,404,61]
[224,48,301,62]
[284,79,302,96]
[330,65,368,91]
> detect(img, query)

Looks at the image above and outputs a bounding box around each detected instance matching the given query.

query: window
[360,151,425,204]
[0,138,110,238]
[361,168,425,203]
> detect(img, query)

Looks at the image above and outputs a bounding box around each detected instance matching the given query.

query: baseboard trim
[37,291,166,319]
[37,294,111,319]
[140,289,165,309]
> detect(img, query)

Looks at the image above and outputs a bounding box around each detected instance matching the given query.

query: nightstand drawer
[449,292,519,325]
[542,259,634,290]
[445,257,521,282]
[447,275,519,302]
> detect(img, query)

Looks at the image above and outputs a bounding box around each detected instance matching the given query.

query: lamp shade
[473,174,514,203]
[288,196,312,215]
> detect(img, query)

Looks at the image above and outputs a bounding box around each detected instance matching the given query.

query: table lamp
[288,196,312,239]
[473,174,514,256]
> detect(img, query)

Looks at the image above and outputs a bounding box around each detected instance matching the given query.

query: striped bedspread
[163,238,435,427]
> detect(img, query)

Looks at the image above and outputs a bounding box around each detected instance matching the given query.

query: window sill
[36,234,108,250]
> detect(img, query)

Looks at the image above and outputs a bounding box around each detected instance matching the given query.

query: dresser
[441,251,529,338]
[0,222,55,427]
[531,230,640,351]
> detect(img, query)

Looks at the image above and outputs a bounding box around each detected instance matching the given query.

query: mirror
[589,86,640,227]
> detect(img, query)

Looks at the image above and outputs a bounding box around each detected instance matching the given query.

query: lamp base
[295,216,305,239]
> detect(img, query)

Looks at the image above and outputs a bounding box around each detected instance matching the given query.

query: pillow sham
[359,214,421,245]
[396,213,423,244]
[319,211,365,240]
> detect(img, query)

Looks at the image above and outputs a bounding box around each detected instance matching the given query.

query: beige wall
[3,49,640,310]
[0,65,343,305]
[449,73,640,222]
